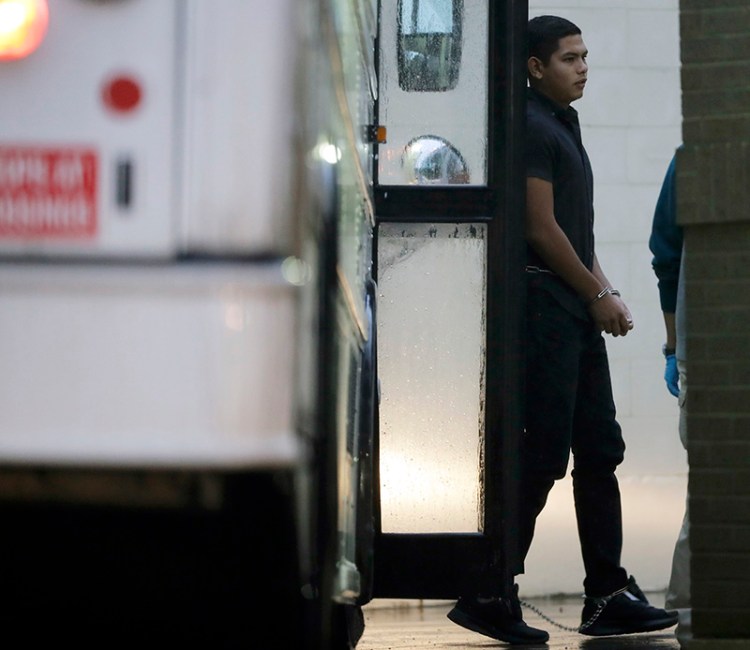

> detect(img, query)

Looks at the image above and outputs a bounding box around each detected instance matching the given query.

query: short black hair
[528,15,581,65]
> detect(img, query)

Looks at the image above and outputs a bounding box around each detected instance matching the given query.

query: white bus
[0,0,377,647]
[0,0,525,647]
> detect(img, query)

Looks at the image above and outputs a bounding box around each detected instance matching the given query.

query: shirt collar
[527,86,579,125]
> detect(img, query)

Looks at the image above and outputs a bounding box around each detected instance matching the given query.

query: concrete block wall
[520,0,685,598]
[679,0,750,645]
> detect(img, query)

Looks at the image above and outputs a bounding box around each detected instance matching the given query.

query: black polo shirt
[526,87,595,272]
[526,88,594,321]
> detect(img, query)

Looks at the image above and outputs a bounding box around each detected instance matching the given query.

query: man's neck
[530,83,570,109]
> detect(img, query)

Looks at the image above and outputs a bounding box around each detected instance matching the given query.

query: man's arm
[526,176,633,336]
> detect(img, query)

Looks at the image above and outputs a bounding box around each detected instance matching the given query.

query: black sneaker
[447,584,549,645]
[579,576,679,637]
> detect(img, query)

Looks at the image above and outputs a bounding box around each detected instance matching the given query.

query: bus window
[379,0,486,185]
[397,0,463,92]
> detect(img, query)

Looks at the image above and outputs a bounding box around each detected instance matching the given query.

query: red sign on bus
[0,146,98,238]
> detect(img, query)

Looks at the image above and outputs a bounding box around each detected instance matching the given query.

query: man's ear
[527,56,544,81]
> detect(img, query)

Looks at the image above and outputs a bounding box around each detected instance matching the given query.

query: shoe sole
[580,615,679,637]
[446,607,550,645]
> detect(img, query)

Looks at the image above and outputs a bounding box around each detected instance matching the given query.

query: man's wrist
[662,344,676,357]
[587,286,621,306]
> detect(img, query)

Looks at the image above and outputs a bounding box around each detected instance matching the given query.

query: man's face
[529,34,588,107]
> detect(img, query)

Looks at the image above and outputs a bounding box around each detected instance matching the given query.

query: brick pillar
[679,1,750,647]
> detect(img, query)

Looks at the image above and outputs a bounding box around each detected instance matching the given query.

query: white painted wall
[520,0,684,597]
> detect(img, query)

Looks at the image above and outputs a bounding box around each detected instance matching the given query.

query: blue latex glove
[664,353,679,397]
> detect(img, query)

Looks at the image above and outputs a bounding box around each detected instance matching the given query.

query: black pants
[516,286,628,597]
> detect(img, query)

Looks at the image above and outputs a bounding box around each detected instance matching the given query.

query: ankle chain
[577,584,629,632]
[520,583,630,634]
[519,600,580,633]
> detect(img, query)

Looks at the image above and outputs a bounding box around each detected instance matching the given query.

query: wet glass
[376,222,486,533]
[379,0,488,185]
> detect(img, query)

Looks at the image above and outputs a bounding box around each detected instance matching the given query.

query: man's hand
[587,294,634,337]
[664,353,679,397]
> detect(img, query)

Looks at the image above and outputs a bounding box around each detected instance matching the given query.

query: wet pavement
[359,594,683,649]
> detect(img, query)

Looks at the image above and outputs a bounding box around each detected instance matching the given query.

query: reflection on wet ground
[359,595,684,649]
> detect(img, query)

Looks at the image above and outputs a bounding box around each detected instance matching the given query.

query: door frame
[371,0,528,600]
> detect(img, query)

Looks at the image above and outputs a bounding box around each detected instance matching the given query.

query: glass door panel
[377,222,486,532]
[378,0,489,185]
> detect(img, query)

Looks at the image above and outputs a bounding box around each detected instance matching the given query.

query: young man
[447,15,679,644]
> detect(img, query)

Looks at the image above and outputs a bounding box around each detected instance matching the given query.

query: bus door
[372,0,528,598]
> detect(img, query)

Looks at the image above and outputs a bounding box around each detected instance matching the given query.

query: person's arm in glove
[662,311,679,397]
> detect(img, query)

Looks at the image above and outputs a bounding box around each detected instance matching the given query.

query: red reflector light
[101,74,143,114]
[0,0,49,61]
